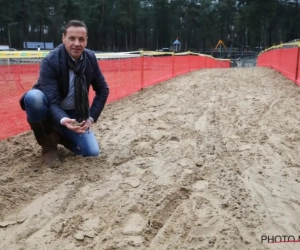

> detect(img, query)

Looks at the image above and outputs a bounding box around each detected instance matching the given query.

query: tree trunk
[22,0,27,47]
[129,1,133,50]
[291,0,299,39]
[125,22,128,51]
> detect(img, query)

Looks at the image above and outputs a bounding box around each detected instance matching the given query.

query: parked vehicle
[0,45,17,51]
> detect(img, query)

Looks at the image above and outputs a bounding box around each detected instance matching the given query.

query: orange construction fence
[257,42,300,84]
[0,52,230,140]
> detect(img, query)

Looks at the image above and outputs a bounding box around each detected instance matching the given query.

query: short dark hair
[63,20,88,35]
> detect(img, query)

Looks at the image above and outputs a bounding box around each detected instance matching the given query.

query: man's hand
[61,118,87,134]
[80,118,93,133]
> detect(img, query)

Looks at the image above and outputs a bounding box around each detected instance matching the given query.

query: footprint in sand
[119,177,140,190]
[195,111,208,132]
[169,136,180,143]
[192,180,209,191]
[122,213,147,235]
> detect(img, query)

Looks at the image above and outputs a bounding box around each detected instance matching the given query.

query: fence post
[279,44,283,71]
[17,68,22,92]
[140,50,144,89]
[172,52,175,77]
[188,51,191,72]
[295,42,300,84]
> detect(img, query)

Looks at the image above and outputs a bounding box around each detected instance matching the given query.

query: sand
[1,67,300,250]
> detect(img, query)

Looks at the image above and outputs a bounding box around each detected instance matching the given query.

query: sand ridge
[1,67,300,249]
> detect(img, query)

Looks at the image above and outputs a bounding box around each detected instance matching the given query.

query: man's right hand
[61,118,86,134]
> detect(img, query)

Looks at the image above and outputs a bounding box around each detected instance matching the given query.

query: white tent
[173,39,181,52]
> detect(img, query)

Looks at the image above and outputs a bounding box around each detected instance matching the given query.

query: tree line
[0,0,299,52]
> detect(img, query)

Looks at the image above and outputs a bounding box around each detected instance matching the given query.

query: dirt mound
[1,67,300,250]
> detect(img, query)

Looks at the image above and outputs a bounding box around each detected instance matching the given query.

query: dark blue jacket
[32,44,109,124]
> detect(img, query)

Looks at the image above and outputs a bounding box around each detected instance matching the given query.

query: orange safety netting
[271,49,281,72]
[297,57,300,86]
[280,48,299,82]
[0,55,230,140]
[257,47,300,84]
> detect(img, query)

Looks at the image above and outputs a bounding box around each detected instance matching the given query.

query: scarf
[66,50,90,123]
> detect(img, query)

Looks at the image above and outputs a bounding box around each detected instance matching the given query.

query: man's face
[62,26,87,60]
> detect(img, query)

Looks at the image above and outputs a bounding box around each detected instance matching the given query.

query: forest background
[0,0,299,53]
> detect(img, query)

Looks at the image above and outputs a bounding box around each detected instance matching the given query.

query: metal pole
[8,24,11,48]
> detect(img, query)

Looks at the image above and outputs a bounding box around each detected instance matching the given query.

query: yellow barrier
[0,51,50,59]
[0,50,231,61]
[259,41,300,55]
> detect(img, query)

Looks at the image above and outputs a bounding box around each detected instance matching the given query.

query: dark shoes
[39,133,61,168]
[42,148,61,168]
[28,119,61,168]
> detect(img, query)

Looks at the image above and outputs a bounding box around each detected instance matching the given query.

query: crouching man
[20,20,109,167]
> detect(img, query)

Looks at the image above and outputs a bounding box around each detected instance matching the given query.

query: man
[20,20,109,168]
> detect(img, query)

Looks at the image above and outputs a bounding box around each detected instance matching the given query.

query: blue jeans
[24,89,100,157]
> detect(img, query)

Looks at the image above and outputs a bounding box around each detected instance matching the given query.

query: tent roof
[173,39,181,45]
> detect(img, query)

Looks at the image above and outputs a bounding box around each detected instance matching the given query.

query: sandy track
[1,67,300,250]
